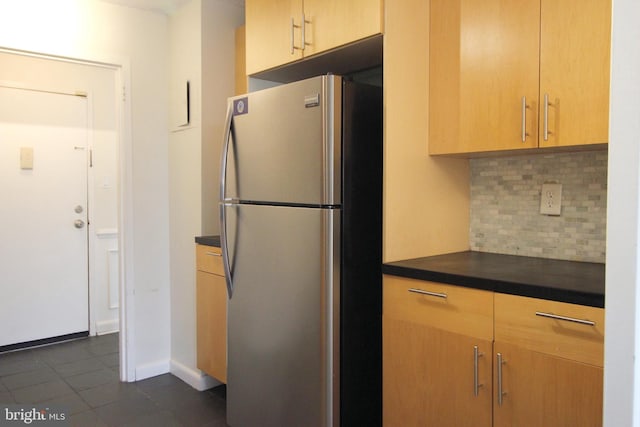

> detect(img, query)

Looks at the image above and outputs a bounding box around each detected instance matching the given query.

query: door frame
[0,47,136,382]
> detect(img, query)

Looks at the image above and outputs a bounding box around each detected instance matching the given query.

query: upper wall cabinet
[538,0,611,149]
[245,0,303,75]
[245,0,384,76]
[429,0,611,156]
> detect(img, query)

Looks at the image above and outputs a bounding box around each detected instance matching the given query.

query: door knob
[75,205,84,213]
[74,219,85,229]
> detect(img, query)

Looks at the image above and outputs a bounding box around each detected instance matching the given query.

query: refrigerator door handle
[220,99,234,298]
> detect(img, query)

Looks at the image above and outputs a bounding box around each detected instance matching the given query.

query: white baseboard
[170,359,221,391]
[135,359,170,381]
[96,318,119,335]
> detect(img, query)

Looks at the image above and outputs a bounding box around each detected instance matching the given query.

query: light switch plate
[20,147,33,170]
[540,183,562,215]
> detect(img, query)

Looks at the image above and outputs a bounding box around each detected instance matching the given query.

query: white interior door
[0,86,89,348]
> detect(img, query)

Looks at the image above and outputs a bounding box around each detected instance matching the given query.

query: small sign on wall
[20,147,33,170]
[171,80,190,130]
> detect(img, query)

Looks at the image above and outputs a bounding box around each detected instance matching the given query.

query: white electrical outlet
[540,183,562,215]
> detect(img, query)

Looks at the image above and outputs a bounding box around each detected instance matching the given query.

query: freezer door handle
[220,100,234,298]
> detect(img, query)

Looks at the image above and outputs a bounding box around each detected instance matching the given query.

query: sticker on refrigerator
[233,98,248,116]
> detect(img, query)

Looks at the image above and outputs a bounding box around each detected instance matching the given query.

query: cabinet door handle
[521,96,529,143]
[535,311,596,326]
[291,15,309,54]
[473,345,484,397]
[205,251,221,257]
[291,17,302,54]
[408,288,447,299]
[543,93,551,141]
[497,353,507,406]
[290,17,294,54]
[301,13,306,52]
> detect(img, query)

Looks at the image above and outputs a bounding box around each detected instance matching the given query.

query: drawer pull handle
[473,345,483,397]
[408,288,447,299]
[535,311,596,326]
[205,251,222,257]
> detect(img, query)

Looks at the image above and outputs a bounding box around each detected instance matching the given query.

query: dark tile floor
[0,334,228,426]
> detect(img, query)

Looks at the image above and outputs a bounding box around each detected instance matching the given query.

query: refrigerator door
[223,75,342,206]
[224,203,340,427]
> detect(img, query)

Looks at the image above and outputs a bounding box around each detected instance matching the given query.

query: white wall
[168,0,205,389]
[168,0,243,390]
[201,0,244,235]
[0,0,171,380]
[604,0,640,425]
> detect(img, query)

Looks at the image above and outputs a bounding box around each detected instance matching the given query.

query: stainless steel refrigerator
[219,74,382,427]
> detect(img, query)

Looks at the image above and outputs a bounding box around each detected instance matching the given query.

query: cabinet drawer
[383,275,493,341]
[494,293,604,367]
[196,244,224,276]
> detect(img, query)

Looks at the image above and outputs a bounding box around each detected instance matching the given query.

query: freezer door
[224,203,340,427]
[223,75,342,206]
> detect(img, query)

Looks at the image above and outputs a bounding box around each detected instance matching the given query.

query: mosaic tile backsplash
[469,150,607,263]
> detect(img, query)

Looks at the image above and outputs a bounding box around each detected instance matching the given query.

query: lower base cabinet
[384,319,492,426]
[383,275,604,427]
[493,292,604,426]
[196,244,227,383]
[493,341,603,427]
[383,275,494,427]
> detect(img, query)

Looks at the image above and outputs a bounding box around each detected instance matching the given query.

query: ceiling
[99,0,244,15]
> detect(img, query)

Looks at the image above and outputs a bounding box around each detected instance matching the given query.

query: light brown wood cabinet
[493,293,604,426]
[383,275,605,426]
[196,244,227,383]
[235,25,247,95]
[245,0,383,75]
[429,0,611,155]
[383,275,494,427]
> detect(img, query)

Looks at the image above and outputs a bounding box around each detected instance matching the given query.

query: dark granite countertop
[383,251,605,308]
[195,235,221,248]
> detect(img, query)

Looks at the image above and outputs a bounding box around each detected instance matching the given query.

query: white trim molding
[170,359,221,391]
[96,319,119,335]
[135,359,171,381]
[107,248,120,310]
[96,228,118,239]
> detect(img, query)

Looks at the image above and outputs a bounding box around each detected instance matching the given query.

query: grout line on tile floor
[0,334,227,426]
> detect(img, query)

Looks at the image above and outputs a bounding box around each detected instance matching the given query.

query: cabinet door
[383,276,493,427]
[384,318,492,427]
[196,271,227,383]
[538,0,611,148]
[303,0,383,56]
[429,0,540,155]
[245,0,303,75]
[494,341,603,427]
